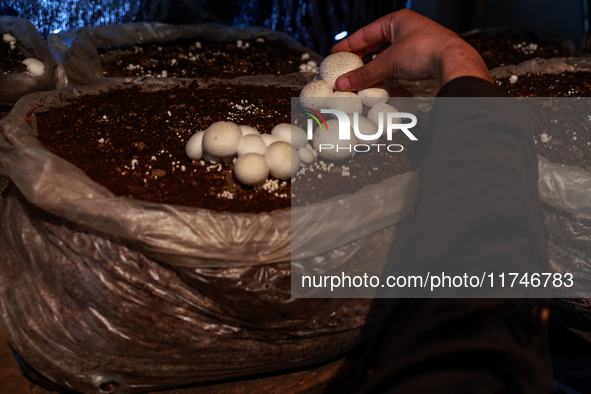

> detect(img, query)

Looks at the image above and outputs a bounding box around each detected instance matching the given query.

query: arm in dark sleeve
[407,76,547,282]
[357,77,552,393]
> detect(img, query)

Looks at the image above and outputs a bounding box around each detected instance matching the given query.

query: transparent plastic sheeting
[0,78,395,392]
[1,77,396,268]
[0,185,390,393]
[491,56,591,334]
[51,21,323,86]
[0,16,66,105]
[291,97,591,299]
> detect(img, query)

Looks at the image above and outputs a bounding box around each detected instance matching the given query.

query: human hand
[331,9,491,91]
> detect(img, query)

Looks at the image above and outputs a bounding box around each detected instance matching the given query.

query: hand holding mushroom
[185,10,492,187]
[330,9,491,91]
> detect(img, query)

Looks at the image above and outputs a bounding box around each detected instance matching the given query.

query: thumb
[334,57,391,92]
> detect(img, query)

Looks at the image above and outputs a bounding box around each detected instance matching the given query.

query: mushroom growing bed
[35,80,422,212]
[495,67,591,172]
[99,37,318,79]
[0,32,27,74]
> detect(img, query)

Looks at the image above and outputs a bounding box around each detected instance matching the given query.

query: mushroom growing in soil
[234,153,269,186]
[202,121,242,158]
[185,130,205,160]
[265,141,300,180]
[23,58,45,77]
[358,83,390,107]
[236,134,266,156]
[271,123,308,149]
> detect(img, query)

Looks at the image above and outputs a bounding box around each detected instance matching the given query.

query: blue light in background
[0,0,390,54]
[0,0,142,37]
[334,30,348,40]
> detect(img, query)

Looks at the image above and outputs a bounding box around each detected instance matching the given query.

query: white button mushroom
[319,52,364,89]
[349,114,380,143]
[185,130,205,160]
[22,58,45,77]
[271,123,308,149]
[330,91,363,114]
[299,80,333,111]
[298,145,315,165]
[358,84,389,107]
[237,134,266,156]
[234,153,269,186]
[239,125,259,136]
[265,141,300,180]
[260,134,280,147]
[313,118,358,161]
[368,103,400,128]
[3,33,16,49]
[202,121,242,158]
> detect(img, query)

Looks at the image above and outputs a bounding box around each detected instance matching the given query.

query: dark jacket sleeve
[357,77,552,393]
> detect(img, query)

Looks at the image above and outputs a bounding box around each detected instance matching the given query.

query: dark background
[0,0,588,55]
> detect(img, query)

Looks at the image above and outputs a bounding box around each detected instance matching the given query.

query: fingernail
[337,76,351,91]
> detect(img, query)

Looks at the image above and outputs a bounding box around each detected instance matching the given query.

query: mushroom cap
[313,118,358,161]
[265,141,300,180]
[237,134,267,156]
[185,130,205,160]
[299,80,333,111]
[319,52,364,89]
[22,58,45,77]
[349,115,380,143]
[298,146,315,165]
[260,134,280,147]
[202,121,242,157]
[2,33,16,43]
[271,123,308,149]
[330,91,363,114]
[234,153,269,186]
[358,85,389,107]
[368,103,400,128]
[239,125,259,136]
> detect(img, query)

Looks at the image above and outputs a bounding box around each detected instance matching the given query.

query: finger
[331,15,391,54]
[332,42,382,59]
[334,56,392,91]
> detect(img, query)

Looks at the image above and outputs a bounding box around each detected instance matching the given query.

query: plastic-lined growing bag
[0,76,417,393]
[489,57,591,337]
[56,22,323,86]
[0,16,66,105]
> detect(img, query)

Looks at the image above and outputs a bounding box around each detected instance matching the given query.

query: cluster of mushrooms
[185,51,397,187]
